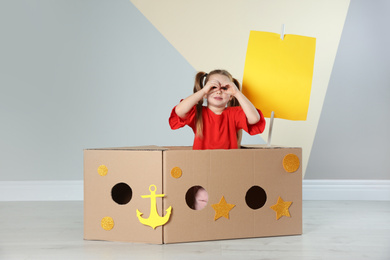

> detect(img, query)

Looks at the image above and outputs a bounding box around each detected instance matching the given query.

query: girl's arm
[224,82,260,125]
[174,90,205,118]
[175,80,219,118]
[233,91,260,125]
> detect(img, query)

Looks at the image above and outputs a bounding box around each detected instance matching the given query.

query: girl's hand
[202,79,221,95]
[221,81,239,97]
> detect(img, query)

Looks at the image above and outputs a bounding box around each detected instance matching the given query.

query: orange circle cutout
[171,167,182,178]
[97,165,108,176]
[101,216,114,230]
[283,154,300,173]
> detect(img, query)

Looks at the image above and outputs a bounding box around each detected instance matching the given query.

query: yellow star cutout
[211,196,235,221]
[270,196,293,220]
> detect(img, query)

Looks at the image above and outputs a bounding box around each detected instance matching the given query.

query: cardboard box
[84,146,302,244]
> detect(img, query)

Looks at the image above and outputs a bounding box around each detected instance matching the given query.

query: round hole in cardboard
[185,186,208,210]
[245,186,267,210]
[111,182,132,205]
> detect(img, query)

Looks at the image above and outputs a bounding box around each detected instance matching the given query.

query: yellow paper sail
[242,31,316,120]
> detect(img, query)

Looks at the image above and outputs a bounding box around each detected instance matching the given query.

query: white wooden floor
[1,201,389,260]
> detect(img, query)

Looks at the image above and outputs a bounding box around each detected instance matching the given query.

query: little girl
[169,69,266,150]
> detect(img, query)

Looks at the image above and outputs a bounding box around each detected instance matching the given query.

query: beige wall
[130,0,351,176]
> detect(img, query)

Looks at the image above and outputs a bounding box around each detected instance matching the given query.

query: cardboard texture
[84,146,302,244]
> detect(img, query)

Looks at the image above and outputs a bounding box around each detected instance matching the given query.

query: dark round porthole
[185,185,208,210]
[111,182,132,205]
[245,186,267,210]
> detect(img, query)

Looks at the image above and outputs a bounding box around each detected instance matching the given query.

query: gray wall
[305,0,390,180]
[0,0,197,181]
[1,0,389,181]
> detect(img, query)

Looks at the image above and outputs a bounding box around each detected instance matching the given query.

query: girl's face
[194,188,208,210]
[205,74,232,109]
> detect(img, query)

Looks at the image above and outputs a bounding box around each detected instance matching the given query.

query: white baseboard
[303,180,390,201]
[0,180,389,201]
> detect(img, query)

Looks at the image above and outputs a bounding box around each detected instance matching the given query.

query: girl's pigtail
[193,72,207,138]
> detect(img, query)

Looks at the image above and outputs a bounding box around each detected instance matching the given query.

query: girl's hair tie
[200,73,208,88]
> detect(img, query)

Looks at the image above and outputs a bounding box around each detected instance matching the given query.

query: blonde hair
[193,69,242,147]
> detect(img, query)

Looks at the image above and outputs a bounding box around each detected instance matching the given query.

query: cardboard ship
[84,145,302,244]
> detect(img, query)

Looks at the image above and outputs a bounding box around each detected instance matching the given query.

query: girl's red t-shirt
[169,105,266,150]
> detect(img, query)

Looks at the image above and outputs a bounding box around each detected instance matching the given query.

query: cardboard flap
[85,145,168,151]
[241,145,300,149]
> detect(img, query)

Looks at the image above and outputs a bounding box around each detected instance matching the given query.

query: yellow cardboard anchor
[136,185,172,229]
